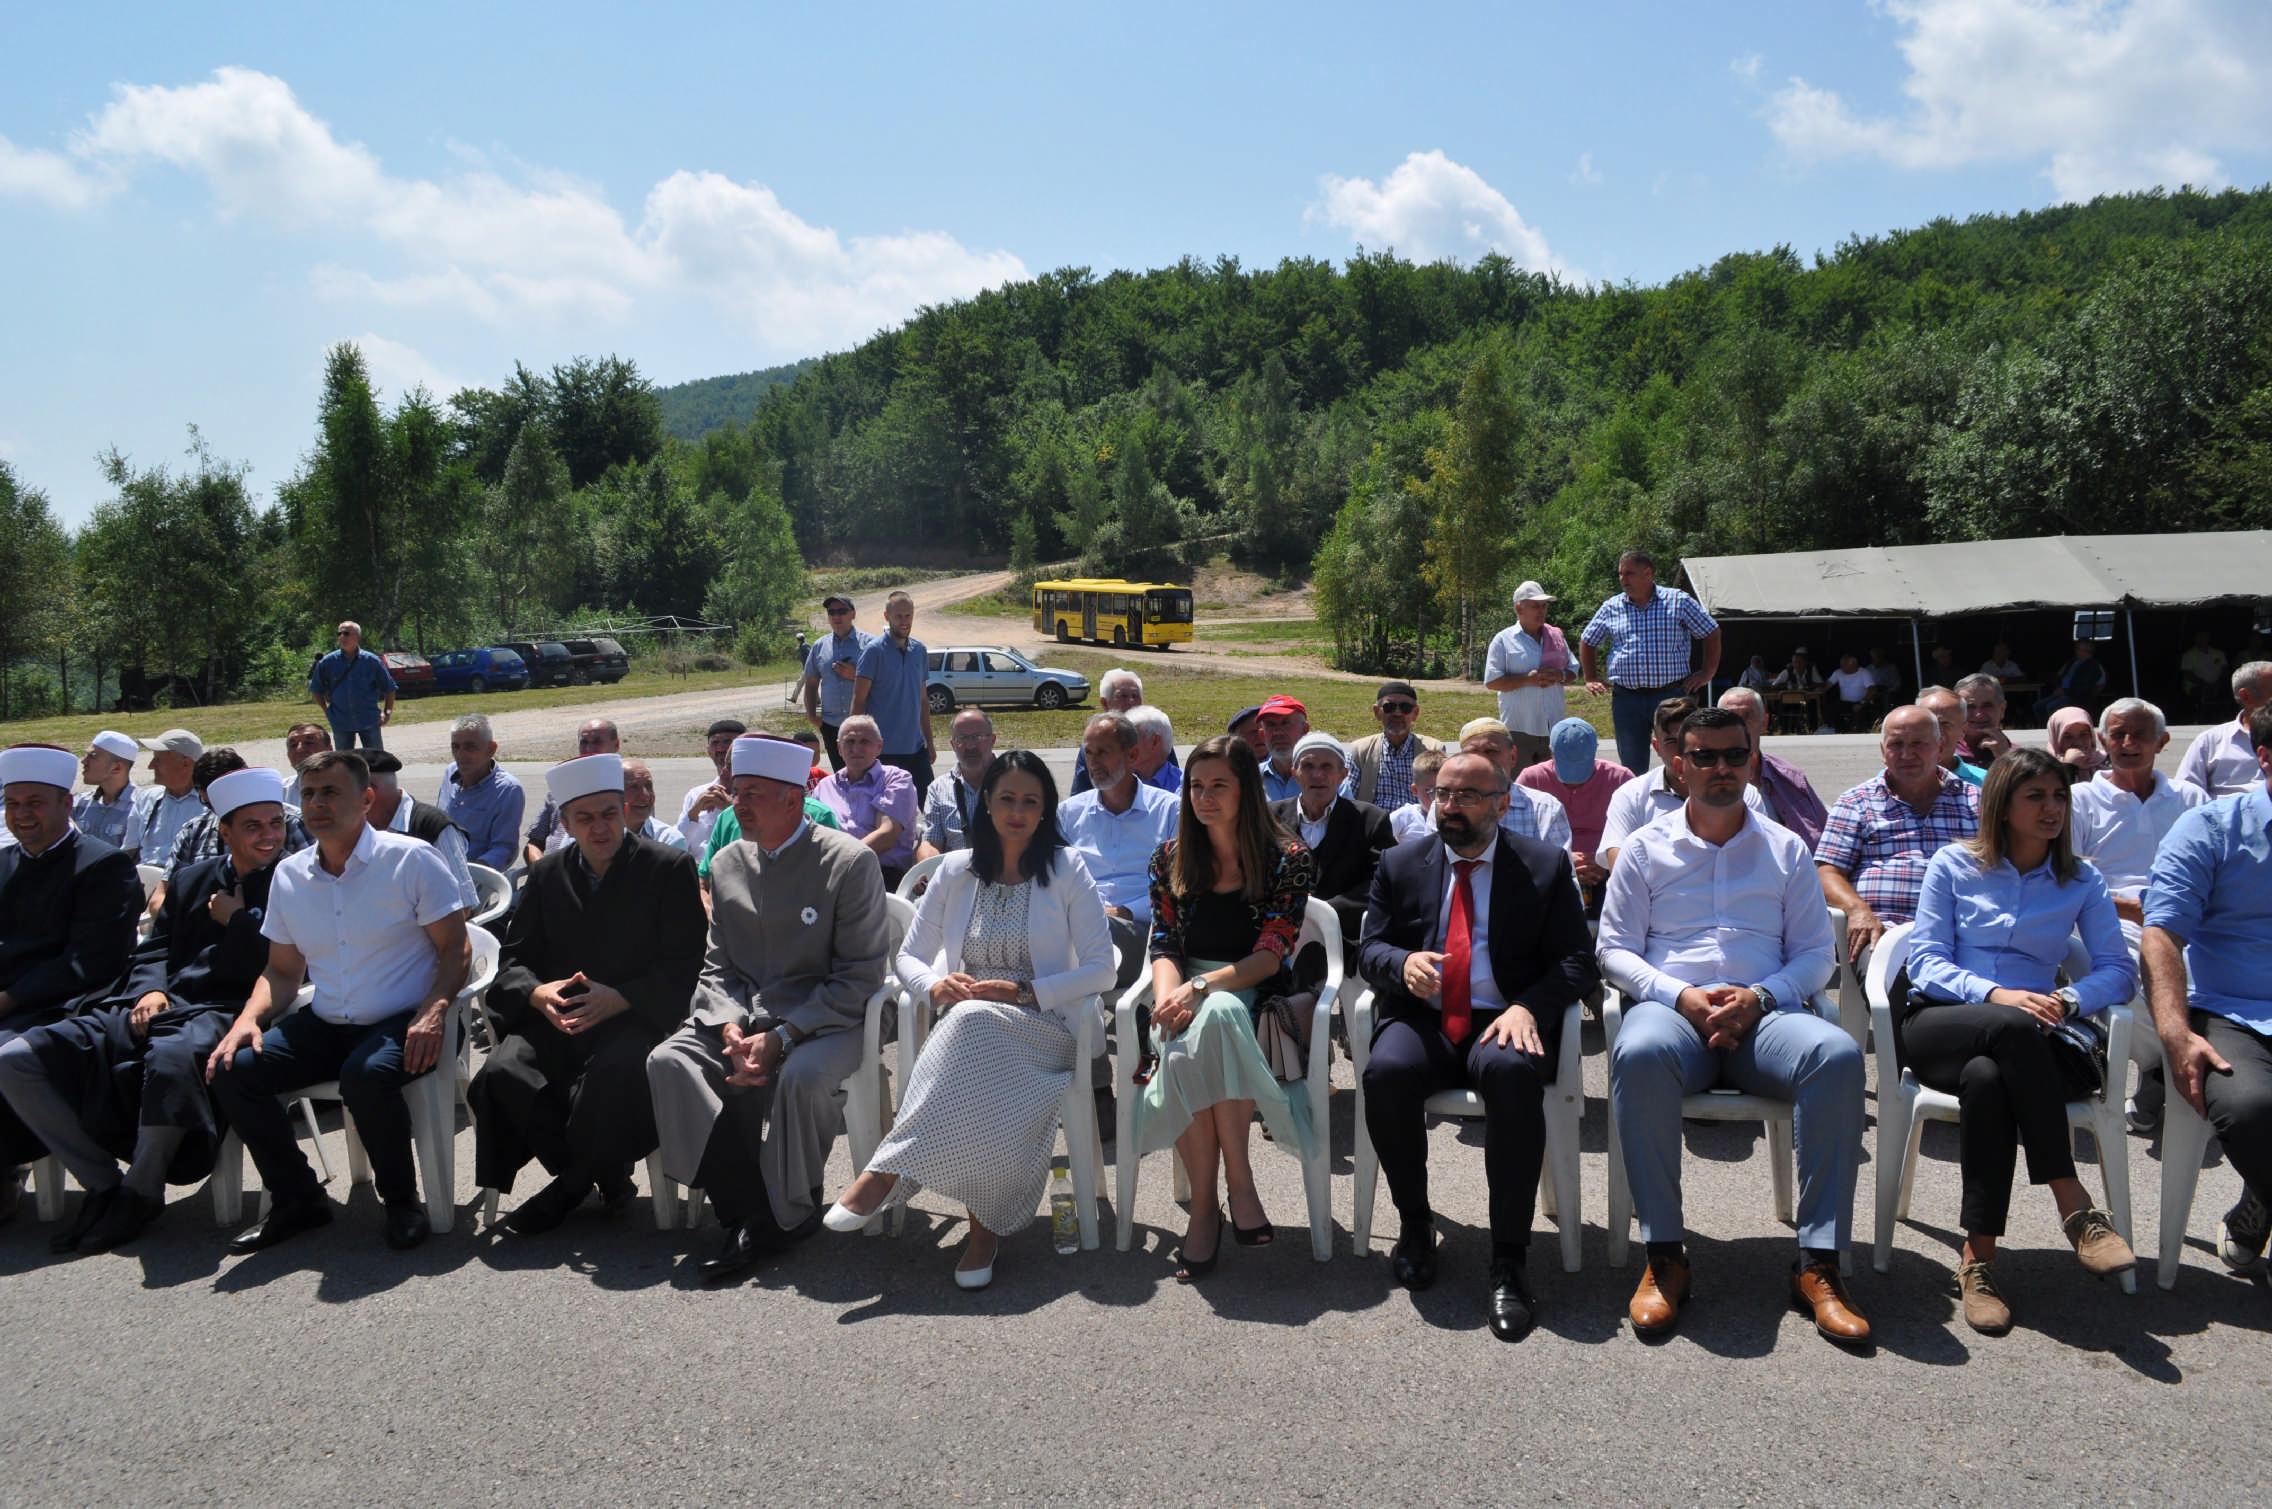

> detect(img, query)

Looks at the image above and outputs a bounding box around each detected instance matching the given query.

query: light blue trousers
[1610,999,1864,1252]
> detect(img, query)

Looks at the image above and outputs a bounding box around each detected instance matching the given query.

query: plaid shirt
[1815,768,1980,925]
[1375,735,1421,812]
[1580,585,1717,689]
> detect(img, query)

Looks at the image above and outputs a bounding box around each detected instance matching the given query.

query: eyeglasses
[949,735,991,749]
[1376,701,1416,715]
[1679,746,1754,768]
[1434,787,1504,809]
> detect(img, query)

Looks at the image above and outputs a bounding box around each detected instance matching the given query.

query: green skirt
[1132,958,1318,1161]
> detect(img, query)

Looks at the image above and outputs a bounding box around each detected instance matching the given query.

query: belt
[1612,680,1686,695]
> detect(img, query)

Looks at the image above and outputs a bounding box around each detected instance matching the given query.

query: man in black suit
[1357,750,1597,1340]
[0,767,287,1252]
[0,743,145,1225]
[1269,731,1394,974]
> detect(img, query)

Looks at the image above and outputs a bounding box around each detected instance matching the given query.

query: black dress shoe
[80,1189,163,1254]
[502,1176,592,1237]
[51,1186,120,1255]
[699,1222,766,1285]
[383,1201,432,1251]
[1390,1220,1438,1291]
[228,1198,334,1254]
[1488,1264,1536,1342]
[596,1168,637,1216]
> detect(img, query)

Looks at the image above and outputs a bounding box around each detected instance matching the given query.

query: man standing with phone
[802,595,872,772]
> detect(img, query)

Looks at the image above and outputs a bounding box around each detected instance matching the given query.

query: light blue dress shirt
[854,634,930,753]
[805,628,875,725]
[1055,782,1178,924]
[2144,784,2272,1034]
[1906,846,2134,1014]
[438,763,527,870]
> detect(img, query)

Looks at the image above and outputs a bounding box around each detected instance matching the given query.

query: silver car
[925,647,1090,714]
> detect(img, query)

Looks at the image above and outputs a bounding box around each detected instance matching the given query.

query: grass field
[0,660,800,752]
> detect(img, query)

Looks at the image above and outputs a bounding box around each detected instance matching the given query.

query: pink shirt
[1516,758,1634,857]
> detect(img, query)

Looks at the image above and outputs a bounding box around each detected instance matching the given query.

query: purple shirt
[1755,751,1829,854]
[813,762,920,867]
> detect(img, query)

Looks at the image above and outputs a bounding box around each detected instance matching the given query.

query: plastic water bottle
[1050,1157,1079,1254]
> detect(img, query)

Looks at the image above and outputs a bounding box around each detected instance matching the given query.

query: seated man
[0,768,288,1252]
[676,720,747,853]
[1227,705,1268,764]
[1915,686,1988,788]
[1068,668,1147,795]
[71,731,141,853]
[1736,655,1773,692]
[1598,698,1773,870]
[1515,718,1631,908]
[1267,732,1393,969]
[622,760,689,851]
[1256,694,1315,804]
[1814,705,1980,971]
[1126,705,1183,794]
[1456,719,1573,850]
[283,723,334,771]
[811,714,919,890]
[205,751,470,1253]
[917,708,997,858]
[2178,632,2229,723]
[366,751,480,914]
[1359,750,1597,1340]
[2177,660,2272,799]
[471,753,705,1235]
[525,720,621,864]
[2033,640,2108,721]
[1827,653,1879,731]
[437,713,526,870]
[1348,682,1442,813]
[1953,673,2014,766]
[128,729,206,868]
[159,748,313,883]
[1057,713,1179,991]
[647,736,890,1283]
[0,744,143,1222]
[1770,649,1824,694]
[2142,703,2272,1273]
[1718,687,1828,849]
[1979,642,2024,683]
[1598,707,1865,1345]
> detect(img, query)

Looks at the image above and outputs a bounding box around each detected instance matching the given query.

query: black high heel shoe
[1232,1218,1274,1247]
[1176,1208,1223,1283]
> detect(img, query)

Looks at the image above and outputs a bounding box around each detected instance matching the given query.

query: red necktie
[1442,860,1479,1044]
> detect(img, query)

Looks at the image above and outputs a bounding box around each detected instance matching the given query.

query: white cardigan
[894,849,1118,1031]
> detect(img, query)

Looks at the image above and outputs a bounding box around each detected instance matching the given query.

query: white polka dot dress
[870,879,1076,1235]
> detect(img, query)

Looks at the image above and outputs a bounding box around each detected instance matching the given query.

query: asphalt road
[3,731,2262,1506]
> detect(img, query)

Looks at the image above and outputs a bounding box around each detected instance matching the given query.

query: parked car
[500,640,576,688]
[429,647,530,695]
[924,647,1089,714]
[562,636,630,685]
[379,651,436,698]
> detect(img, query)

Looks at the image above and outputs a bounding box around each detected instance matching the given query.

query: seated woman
[823,751,1115,1289]
[1134,734,1317,1282]
[1895,746,2138,1336]
[2045,707,2108,779]
[809,716,919,889]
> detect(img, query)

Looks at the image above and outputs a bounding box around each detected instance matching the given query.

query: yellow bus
[1031,578,1194,649]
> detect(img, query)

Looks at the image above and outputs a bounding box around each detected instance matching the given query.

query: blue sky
[5,1,2269,523]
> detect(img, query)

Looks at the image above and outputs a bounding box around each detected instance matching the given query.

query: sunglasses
[1679,746,1754,769]
[1376,701,1417,715]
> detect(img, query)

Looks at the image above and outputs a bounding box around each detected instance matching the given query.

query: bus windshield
[1146,590,1193,624]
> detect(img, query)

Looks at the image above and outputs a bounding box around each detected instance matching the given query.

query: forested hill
[656,361,814,440]
[728,185,2272,669]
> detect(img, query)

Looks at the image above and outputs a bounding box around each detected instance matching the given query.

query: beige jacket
[1347,730,1446,806]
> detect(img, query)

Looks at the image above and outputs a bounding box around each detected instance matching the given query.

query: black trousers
[468,1013,659,1194]
[819,721,844,772]
[1362,1009,1550,1249]
[693,1081,783,1231]
[882,751,934,793]
[2195,1010,2272,1202]
[1893,992,2097,1236]
[209,1008,424,1209]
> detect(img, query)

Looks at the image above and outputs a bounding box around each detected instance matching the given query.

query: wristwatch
[2053,987,2080,1020]
[1752,983,1780,1016]
[773,1026,799,1057]
[1015,982,1038,1009]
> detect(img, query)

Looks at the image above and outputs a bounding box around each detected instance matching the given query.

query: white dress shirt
[262,824,467,1025]
[1597,805,1835,1014]
[1599,766,1774,855]
[2177,719,2261,798]
[1390,803,1434,845]
[1434,839,1504,1011]
[2069,770,2208,899]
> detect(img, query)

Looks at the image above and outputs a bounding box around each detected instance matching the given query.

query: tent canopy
[1682,532,2272,619]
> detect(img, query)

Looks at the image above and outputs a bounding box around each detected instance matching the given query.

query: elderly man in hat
[1516,717,1633,911]
[1270,731,1394,969]
[1484,581,1574,774]
[471,753,706,1236]
[204,751,469,1253]
[0,744,145,1222]
[646,735,890,1283]
[803,594,874,771]
[1349,682,1443,814]
[0,767,290,1252]
[72,731,142,852]
[1227,706,1269,764]
[127,729,205,868]
[307,620,396,753]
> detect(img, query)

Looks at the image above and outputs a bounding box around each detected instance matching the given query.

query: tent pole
[1910,619,1924,691]
[2126,607,2141,695]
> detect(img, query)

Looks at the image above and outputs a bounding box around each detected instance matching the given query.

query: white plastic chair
[210,924,501,1236]
[1348,990,1587,1273]
[665,895,914,1235]
[2154,1059,2221,1291]
[895,853,945,901]
[1112,895,1341,1263]
[136,862,167,942]
[1864,921,2136,1293]
[468,864,512,929]
[1603,972,1862,1269]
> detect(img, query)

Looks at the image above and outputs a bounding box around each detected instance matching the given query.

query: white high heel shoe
[954,1255,995,1290]
[822,1201,872,1234]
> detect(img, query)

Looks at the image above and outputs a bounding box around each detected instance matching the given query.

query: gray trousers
[646,1020,860,1230]
[1610,999,1864,1252]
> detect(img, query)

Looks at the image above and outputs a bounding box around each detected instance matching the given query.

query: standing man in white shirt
[1483,582,1572,774]
[2177,660,2272,798]
[1597,705,1864,1345]
[205,750,470,1253]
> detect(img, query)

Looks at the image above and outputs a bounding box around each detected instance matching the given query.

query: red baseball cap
[1257,694,1307,718]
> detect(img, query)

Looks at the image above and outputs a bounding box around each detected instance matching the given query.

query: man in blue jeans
[1578,550,1720,776]
[306,620,397,752]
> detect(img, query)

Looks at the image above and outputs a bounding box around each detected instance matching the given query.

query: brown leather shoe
[2062,1208,2136,1277]
[1956,1260,2012,1335]
[1790,1259,1871,1346]
[1628,1250,1690,1336]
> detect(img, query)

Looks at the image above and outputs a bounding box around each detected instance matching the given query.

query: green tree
[0,462,72,718]
[704,475,808,663]
[1420,339,1523,676]
[474,424,576,633]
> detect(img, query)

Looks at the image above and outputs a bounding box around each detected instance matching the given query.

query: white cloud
[26,66,1025,349]
[1570,151,1602,186]
[0,135,111,210]
[1766,0,2272,200]
[1731,53,1764,82]
[354,333,472,404]
[1311,150,1562,273]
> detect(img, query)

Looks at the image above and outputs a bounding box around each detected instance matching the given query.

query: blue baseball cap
[1549,717,1598,784]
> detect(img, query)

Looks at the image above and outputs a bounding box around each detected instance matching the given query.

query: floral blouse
[1146,839,1316,969]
